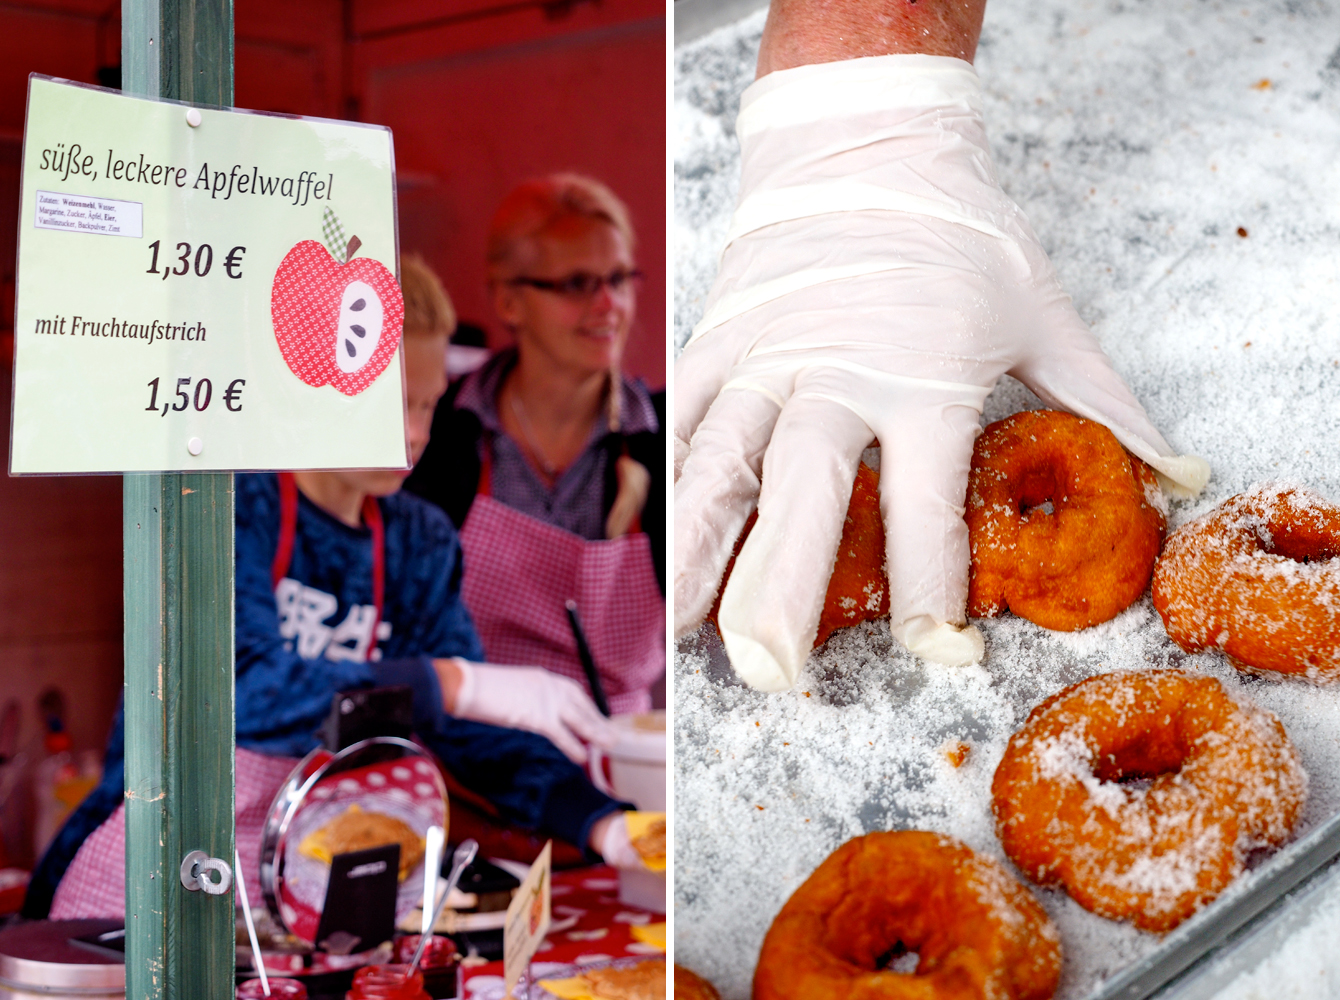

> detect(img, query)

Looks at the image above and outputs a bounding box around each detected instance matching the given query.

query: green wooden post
[122,4,236,1000]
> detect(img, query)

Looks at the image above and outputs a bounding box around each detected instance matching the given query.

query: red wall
[0,0,666,862]
[357,1,665,381]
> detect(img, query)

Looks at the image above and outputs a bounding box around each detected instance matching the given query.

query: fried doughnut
[1152,483,1340,680]
[966,410,1166,630]
[754,831,1060,1000]
[715,462,889,648]
[992,670,1306,933]
[675,965,721,1000]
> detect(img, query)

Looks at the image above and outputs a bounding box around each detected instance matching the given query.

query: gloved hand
[593,811,645,870]
[675,54,1209,691]
[449,659,615,765]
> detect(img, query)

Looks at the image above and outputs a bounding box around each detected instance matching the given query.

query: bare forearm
[757,0,988,77]
[432,657,464,713]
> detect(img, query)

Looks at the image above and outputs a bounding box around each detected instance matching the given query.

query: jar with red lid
[392,935,458,971]
[345,964,431,1000]
[237,977,308,999]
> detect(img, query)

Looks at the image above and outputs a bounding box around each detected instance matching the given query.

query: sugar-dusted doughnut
[1152,483,1340,680]
[966,409,1166,630]
[992,670,1306,932]
[754,831,1060,1000]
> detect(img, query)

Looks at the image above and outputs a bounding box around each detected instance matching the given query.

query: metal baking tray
[1089,805,1340,999]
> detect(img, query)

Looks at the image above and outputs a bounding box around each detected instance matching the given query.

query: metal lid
[0,921,125,992]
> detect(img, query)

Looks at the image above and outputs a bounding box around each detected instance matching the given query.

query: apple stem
[346,235,362,261]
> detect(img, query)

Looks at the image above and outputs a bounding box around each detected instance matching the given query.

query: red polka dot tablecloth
[459,865,665,1000]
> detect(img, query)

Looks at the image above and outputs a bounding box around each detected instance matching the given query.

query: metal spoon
[421,826,444,937]
[404,838,478,979]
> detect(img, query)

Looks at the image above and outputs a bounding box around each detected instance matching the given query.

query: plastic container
[236,978,307,999]
[617,865,665,914]
[345,964,430,1000]
[588,712,667,914]
[589,711,665,811]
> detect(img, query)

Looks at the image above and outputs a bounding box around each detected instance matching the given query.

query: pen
[565,599,611,717]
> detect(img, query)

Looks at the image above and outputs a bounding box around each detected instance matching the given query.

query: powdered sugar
[675,0,1340,994]
[1095,821,1227,901]
[1145,478,1170,521]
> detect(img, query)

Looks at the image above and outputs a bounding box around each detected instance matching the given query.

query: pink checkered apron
[50,748,299,918]
[459,462,665,716]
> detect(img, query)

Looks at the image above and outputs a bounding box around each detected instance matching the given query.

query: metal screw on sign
[180,851,232,895]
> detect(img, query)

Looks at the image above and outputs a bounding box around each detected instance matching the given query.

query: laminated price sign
[503,840,551,997]
[10,75,408,473]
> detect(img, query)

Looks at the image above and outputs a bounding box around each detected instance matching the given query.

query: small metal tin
[0,920,125,999]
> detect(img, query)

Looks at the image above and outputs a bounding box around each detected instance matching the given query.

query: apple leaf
[321,206,349,263]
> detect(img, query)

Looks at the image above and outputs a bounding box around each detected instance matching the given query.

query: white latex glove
[594,812,645,871]
[451,659,616,765]
[675,54,1209,691]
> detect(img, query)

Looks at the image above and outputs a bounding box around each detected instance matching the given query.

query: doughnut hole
[1260,519,1340,564]
[876,945,920,974]
[1016,468,1061,521]
[1089,728,1186,785]
[819,890,961,981]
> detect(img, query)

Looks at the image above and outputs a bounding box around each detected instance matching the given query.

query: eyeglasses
[508,268,643,299]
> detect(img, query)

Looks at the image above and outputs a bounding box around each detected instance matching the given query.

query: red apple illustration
[271,238,404,396]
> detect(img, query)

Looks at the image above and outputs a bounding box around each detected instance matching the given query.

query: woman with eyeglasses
[406,174,665,721]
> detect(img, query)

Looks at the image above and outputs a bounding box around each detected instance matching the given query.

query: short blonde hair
[487,173,635,277]
[400,254,456,340]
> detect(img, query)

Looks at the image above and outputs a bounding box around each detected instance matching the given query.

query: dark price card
[313,843,401,955]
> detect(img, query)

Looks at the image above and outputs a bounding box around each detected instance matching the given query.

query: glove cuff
[692,54,1027,345]
[738,53,981,139]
